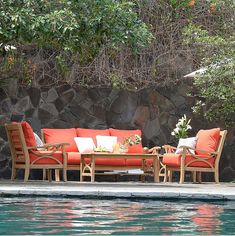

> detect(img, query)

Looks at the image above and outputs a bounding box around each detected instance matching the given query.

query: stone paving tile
[0,180,235,200]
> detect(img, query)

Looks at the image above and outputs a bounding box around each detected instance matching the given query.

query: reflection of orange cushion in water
[109,128,143,153]
[192,204,222,232]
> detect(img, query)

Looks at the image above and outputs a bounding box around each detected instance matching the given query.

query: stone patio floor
[0,180,235,200]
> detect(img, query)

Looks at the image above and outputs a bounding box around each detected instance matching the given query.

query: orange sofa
[41,127,151,175]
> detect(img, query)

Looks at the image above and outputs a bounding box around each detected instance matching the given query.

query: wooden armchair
[162,128,227,184]
[5,122,69,182]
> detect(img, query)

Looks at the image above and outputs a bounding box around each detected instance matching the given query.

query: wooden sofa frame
[41,129,162,181]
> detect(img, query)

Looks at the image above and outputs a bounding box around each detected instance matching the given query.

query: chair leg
[215,171,219,184]
[164,167,168,182]
[11,167,17,180]
[197,172,202,183]
[42,169,47,181]
[179,169,185,184]
[63,168,67,182]
[48,169,52,182]
[55,169,60,182]
[24,168,30,182]
[169,170,173,182]
[193,171,197,183]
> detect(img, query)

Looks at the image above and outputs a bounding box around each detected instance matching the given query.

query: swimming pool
[0,197,234,235]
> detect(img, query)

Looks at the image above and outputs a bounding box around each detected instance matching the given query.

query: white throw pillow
[74,137,96,153]
[96,135,117,152]
[175,137,197,155]
[33,132,44,149]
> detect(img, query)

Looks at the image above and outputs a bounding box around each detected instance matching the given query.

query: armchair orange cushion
[21,121,37,147]
[76,128,110,146]
[29,151,63,164]
[42,128,77,152]
[163,153,215,168]
[109,128,143,153]
[195,128,220,156]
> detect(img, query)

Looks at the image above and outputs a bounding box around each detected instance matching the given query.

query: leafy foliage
[183,19,235,127]
[0,0,153,62]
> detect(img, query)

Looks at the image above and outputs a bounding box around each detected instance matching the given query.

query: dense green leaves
[183,19,235,127]
[0,0,153,62]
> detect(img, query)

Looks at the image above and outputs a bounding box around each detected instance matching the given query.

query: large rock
[40,102,58,117]
[38,108,55,124]
[143,117,161,140]
[131,106,150,129]
[44,88,58,103]
[1,98,12,114]
[28,87,41,107]
[15,96,31,113]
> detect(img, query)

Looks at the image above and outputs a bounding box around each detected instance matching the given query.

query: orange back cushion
[21,121,37,147]
[195,128,220,155]
[42,128,77,152]
[76,128,110,146]
[109,128,143,153]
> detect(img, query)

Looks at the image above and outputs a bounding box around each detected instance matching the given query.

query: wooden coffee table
[80,152,161,183]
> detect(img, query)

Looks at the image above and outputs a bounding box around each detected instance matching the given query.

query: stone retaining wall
[0,84,234,181]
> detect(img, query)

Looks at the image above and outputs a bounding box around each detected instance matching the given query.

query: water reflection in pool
[0,197,234,235]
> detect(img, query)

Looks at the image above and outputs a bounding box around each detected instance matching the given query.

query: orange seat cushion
[109,128,143,153]
[29,151,63,165]
[67,152,81,165]
[83,155,126,166]
[76,128,110,146]
[162,153,215,168]
[21,121,37,147]
[126,158,153,166]
[42,128,77,152]
[94,157,126,166]
[196,128,220,156]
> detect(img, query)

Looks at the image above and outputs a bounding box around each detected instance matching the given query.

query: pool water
[0,197,235,235]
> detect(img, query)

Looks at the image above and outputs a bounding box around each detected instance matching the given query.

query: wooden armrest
[180,145,218,156]
[28,142,69,150]
[148,146,161,154]
[162,144,176,153]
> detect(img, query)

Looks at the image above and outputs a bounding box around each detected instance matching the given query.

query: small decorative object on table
[113,134,142,153]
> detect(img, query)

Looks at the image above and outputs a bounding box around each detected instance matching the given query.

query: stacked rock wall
[0,84,234,181]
